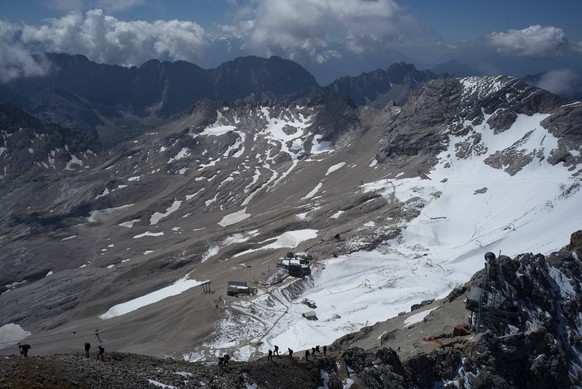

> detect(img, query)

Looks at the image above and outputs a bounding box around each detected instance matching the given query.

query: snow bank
[0,323,31,349]
[99,276,207,320]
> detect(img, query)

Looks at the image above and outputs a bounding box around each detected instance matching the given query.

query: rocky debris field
[1,351,337,389]
[2,231,581,389]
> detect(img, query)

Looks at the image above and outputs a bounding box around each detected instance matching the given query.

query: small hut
[302,311,318,320]
[227,281,249,296]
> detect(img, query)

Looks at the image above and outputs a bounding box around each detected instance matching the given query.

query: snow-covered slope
[0,77,580,368]
[183,77,582,361]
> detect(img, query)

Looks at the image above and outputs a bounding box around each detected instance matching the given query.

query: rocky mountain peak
[327,62,440,107]
[377,75,582,176]
[0,103,100,188]
[211,55,321,102]
[0,54,325,143]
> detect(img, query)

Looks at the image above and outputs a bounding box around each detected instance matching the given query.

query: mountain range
[0,54,441,144]
[0,53,581,387]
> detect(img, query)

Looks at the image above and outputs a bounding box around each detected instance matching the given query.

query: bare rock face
[327,62,439,107]
[403,348,463,388]
[452,330,571,389]
[375,78,461,173]
[376,76,582,176]
[324,230,582,388]
[342,347,409,389]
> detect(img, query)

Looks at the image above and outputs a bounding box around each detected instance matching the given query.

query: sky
[1,0,582,86]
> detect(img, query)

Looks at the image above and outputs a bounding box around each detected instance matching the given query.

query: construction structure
[226,281,257,296]
[465,252,524,334]
[276,252,313,277]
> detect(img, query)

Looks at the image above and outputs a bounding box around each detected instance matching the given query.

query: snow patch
[218,208,251,227]
[99,275,208,320]
[133,231,164,239]
[148,379,176,389]
[119,219,140,228]
[404,307,438,327]
[326,162,345,176]
[303,183,323,199]
[150,200,182,225]
[312,134,332,154]
[0,323,31,348]
[87,204,134,223]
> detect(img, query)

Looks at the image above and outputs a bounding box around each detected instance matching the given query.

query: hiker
[223,354,230,366]
[18,344,31,357]
[312,347,316,355]
[268,349,273,361]
[323,345,327,355]
[218,356,225,366]
[288,348,293,358]
[305,349,310,361]
[315,345,320,354]
[84,342,91,357]
[97,345,104,360]
[274,345,279,356]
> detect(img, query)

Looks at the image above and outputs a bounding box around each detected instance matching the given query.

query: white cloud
[535,69,582,97]
[222,0,419,63]
[0,42,51,83]
[572,40,582,53]
[0,9,209,76]
[487,25,567,59]
[0,1,421,81]
[0,21,52,82]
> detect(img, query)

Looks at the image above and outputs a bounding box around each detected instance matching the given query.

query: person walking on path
[84,342,91,357]
[97,345,104,360]
[268,349,273,361]
[18,344,31,357]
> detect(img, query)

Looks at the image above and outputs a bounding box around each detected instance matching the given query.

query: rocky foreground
[2,231,581,388]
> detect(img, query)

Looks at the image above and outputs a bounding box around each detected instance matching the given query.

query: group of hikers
[84,342,105,360]
[18,336,327,366]
[218,354,230,366]
[16,342,104,360]
[267,344,327,361]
